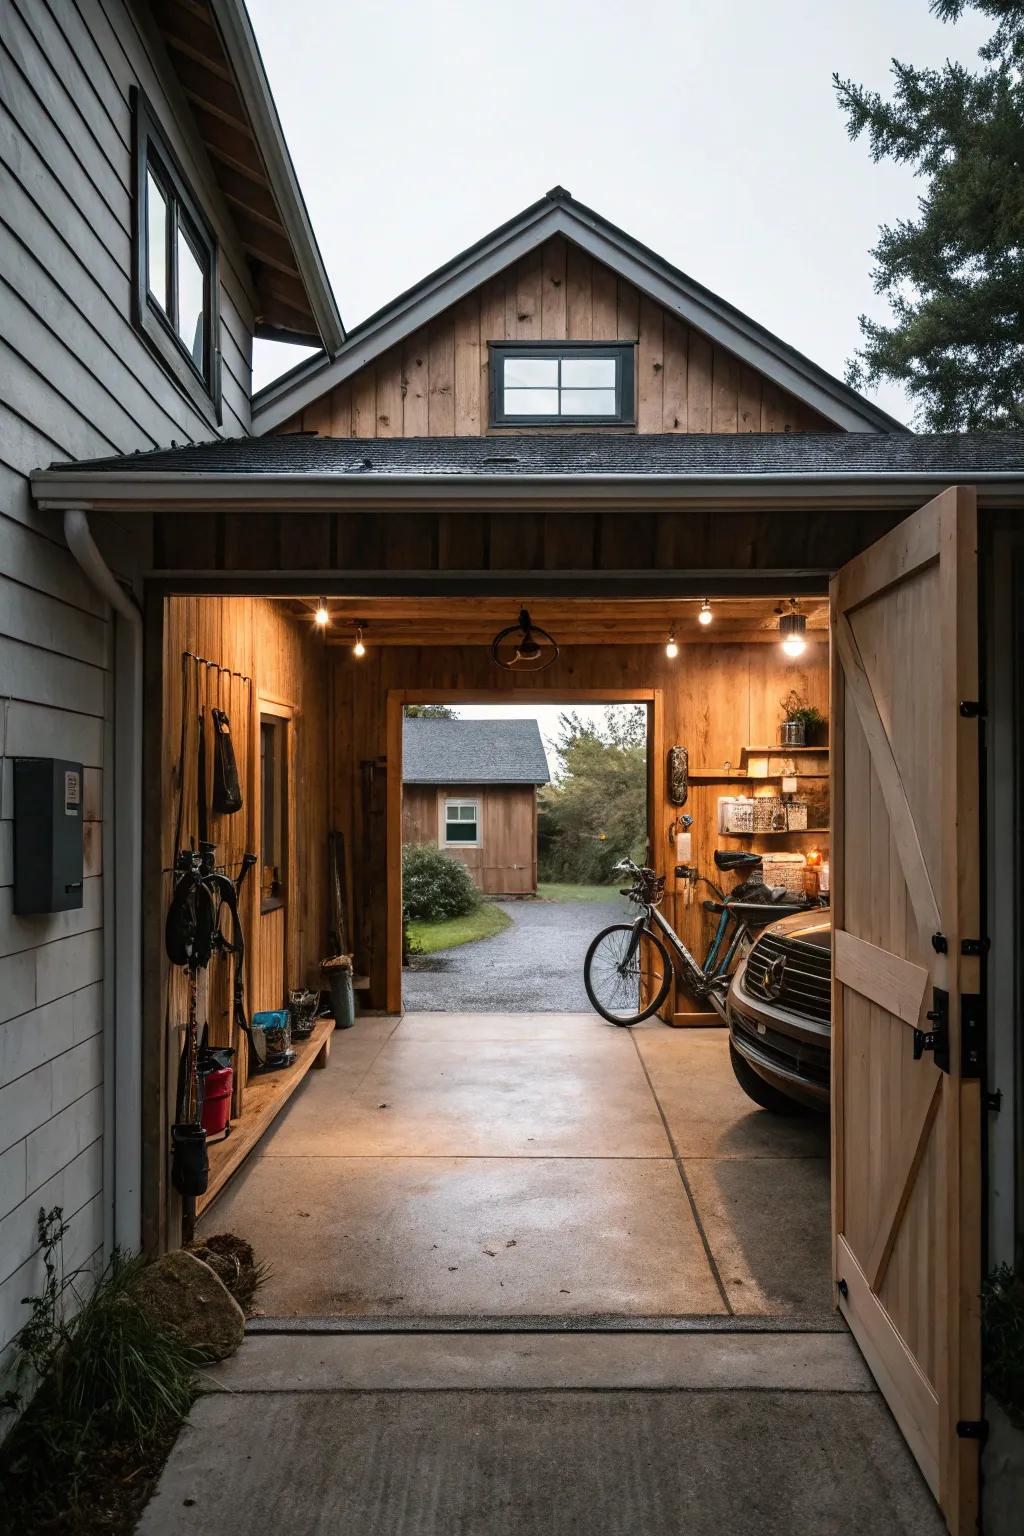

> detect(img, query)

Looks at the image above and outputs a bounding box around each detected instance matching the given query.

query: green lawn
[537,882,624,903]
[406,902,512,955]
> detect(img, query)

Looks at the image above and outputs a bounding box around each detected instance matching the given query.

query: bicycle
[583,853,813,1027]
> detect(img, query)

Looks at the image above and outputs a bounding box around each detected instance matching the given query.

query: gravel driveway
[403,896,633,1011]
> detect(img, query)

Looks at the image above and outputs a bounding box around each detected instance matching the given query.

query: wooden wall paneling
[329,382,352,436]
[428,318,455,433]
[302,394,332,436]
[565,245,593,337]
[616,280,640,342]
[454,298,481,434]
[351,367,377,437]
[543,512,595,570]
[662,315,688,432]
[488,512,545,569]
[399,331,428,436]
[437,512,489,570]
[478,277,506,414]
[518,248,547,340]
[591,260,618,339]
[541,236,568,339]
[637,296,664,432]
[374,353,404,438]
[279,516,332,570]
[739,365,762,433]
[687,332,713,431]
[711,346,740,433]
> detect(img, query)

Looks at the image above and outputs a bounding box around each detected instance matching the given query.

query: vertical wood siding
[0,0,257,1380]
[285,236,833,439]
[402,783,539,894]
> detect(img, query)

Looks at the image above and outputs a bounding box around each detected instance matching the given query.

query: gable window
[132,88,220,420]
[490,343,635,427]
[444,799,480,846]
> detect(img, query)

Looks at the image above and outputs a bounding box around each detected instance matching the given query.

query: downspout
[63,509,142,1255]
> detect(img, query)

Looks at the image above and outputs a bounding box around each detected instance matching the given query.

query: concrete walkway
[140,1331,944,1535]
[403,895,629,1011]
[147,1017,951,1535]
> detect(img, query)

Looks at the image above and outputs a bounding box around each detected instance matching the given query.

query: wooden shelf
[197,1016,334,1216]
[723,828,829,837]
[741,744,829,755]
[689,769,828,781]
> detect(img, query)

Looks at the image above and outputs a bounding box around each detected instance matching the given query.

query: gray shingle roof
[47,432,1024,478]
[403,718,550,785]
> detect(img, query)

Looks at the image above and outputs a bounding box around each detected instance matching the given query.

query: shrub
[982,1264,1024,1428]
[402,843,480,922]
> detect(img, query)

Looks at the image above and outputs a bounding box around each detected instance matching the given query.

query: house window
[444,799,480,846]
[132,88,220,420]
[260,717,287,909]
[490,343,635,426]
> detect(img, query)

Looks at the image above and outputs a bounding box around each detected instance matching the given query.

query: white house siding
[0,0,256,1382]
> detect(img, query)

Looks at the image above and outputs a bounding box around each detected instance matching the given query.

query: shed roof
[403,718,551,786]
[42,431,1024,479]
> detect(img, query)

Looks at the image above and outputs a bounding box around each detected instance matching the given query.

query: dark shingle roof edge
[37,431,1024,480]
[403,718,551,785]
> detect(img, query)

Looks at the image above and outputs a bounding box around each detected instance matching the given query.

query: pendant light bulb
[665,629,679,660]
[353,623,366,659]
[698,599,713,627]
[779,605,807,658]
[314,601,329,628]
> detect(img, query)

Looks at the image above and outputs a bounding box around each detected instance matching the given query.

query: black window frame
[131,87,221,423]
[489,341,636,428]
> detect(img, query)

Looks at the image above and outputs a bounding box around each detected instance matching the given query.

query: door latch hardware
[931,932,948,954]
[837,1278,849,1299]
[956,1420,989,1443]
[961,938,989,956]
[959,700,984,718]
[985,1089,1002,1113]
[913,989,950,1072]
[960,993,983,1079]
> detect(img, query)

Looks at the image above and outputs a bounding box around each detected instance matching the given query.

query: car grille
[742,931,831,1025]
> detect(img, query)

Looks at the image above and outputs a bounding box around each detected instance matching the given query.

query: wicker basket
[721,797,755,834]
[752,796,788,832]
[785,801,808,831]
[761,852,807,895]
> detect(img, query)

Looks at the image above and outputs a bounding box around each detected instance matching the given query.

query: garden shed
[402,718,550,895]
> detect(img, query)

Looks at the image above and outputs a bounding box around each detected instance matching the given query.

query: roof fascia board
[252,197,902,435]
[30,472,1023,513]
[206,0,345,354]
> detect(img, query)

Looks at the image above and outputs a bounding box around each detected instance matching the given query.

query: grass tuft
[406,902,512,954]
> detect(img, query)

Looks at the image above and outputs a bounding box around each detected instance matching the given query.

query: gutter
[31,469,1024,513]
[63,511,142,1257]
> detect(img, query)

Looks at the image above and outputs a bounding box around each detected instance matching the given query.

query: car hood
[759,908,832,948]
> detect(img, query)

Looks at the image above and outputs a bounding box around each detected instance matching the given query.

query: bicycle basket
[637,869,666,907]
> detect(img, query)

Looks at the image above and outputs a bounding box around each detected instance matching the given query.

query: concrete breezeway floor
[152,1015,946,1536]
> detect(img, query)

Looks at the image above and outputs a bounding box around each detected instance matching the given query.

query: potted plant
[779,691,825,747]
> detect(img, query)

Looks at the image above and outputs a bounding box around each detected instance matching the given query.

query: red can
[200,1065,233,1139]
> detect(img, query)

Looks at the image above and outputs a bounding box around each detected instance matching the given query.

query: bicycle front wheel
[584,923,673,1026]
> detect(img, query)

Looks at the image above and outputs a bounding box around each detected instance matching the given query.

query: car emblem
[761,955,787,999]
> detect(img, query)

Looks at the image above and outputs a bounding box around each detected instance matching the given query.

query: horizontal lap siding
[0,0,257,1383]
[288,235,833,438]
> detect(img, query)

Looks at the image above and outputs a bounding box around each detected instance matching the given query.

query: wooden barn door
[831,487,981,1532]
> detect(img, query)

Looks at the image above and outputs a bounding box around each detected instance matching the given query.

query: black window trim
[489,341,636,428]
[131,86,221,425]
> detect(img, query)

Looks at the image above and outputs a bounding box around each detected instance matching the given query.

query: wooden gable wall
[280,236,834,439]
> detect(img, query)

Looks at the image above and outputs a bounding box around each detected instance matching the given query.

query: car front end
[726,909,832,1111]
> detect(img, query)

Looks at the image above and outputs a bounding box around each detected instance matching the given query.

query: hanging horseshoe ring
[489,607,559,672]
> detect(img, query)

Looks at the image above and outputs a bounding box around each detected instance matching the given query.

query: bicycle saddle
[713,850,762,871]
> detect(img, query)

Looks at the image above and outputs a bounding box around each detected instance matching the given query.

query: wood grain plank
[541,237,568,339]
[834,929,929,1028]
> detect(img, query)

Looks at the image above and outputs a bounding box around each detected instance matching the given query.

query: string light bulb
[698,599,713,627]
[665,628,679,660]
[779,601,807,658]
[353,623,366,659]
[314,601,329,628]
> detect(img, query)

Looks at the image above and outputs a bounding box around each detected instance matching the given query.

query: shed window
[444,799,480,846]
[132,88,220,420]
[490,343,635,426]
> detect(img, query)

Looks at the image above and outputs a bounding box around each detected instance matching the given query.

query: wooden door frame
[385,687,665,1014]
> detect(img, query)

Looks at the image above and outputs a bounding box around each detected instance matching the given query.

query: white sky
[249,0,990,420]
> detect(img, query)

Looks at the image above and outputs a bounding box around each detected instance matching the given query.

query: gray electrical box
[13,758,85,915]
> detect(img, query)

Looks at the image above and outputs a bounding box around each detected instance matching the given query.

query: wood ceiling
[151,0,322,343]
[285,596,829,647]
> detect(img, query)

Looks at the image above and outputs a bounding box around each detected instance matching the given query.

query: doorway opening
[399,696,650,1014]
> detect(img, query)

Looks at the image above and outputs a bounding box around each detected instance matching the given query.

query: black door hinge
[959,700,984,718]
[931,932,948,954]
[985,1089,1003,1113]
[914,988,950,1072]
[960,993,983,1078]
[956,1419,989,1442]
[837,1278,849,1299]
[961,938,989,956]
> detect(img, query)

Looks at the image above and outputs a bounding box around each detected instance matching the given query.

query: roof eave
[207,0,345,355]
[251,192,904,435]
